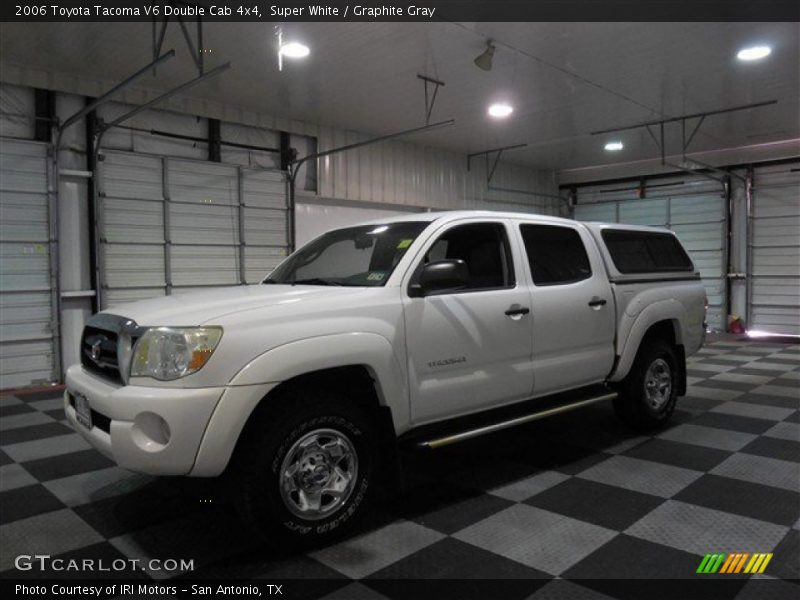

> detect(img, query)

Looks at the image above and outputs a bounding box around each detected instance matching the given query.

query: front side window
[601,229,693,273]
[520,224,592,286]
[267,222,428,286]
[420,222,515,291]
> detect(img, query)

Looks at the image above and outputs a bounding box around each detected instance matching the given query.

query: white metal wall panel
[750,162,800,335]
[0,84,35,139]
[98,150,289,309]
[669,193,726,330]
[0,139,56,387]
[295,198,423,247]
[573,202,617,223]
[313,124,559,215]
[574,178,726,330]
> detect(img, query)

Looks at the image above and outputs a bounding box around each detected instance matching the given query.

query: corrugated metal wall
[97,150,289,309]
[313,125,560,215]
[92,101,561,215]
[0,139,58,387]
[574,177,727,330]
[749,161,800,335]
[0,84,35,140]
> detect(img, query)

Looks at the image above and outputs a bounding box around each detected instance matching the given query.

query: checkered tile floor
[1,337,798,599]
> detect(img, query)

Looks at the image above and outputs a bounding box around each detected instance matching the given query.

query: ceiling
[1,21,798,174]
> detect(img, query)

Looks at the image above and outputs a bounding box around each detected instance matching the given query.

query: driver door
[402,220,534,425]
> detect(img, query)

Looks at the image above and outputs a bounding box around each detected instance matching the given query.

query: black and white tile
[0,337,798,599]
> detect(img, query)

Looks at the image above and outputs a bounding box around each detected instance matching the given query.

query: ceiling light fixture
[488,103,513,118]
[604,141,624,151]
[280,42,310,58]
[474,40,496,71]
[737,45,771,61]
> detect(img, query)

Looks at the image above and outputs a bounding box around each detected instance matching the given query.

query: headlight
[130,327,223,381]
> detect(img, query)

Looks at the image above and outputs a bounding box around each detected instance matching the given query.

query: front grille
[79,313,142,385]
[81,326,121,383]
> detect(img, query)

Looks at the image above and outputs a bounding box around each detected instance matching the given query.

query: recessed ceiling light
[737,45,771,61]
[604,141,624,151]
[280,42,310,58]
[488,103,513,118]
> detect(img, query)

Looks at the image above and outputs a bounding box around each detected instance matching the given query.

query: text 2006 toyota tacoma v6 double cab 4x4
[65,211,706,544]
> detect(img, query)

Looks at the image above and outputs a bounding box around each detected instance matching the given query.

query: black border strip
[610,275,702,284]
[3,1,800,22]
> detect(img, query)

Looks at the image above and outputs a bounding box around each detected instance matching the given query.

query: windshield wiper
[291,278,343,286]
[262,278,280,284]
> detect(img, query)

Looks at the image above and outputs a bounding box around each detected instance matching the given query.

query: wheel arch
[191,333,406,477]
[610,300,687,388]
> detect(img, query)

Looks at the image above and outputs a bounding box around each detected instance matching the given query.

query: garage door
[97,150,290,309]
[0,139,58,388]
[749,161,800,336]
[574,177,726,330]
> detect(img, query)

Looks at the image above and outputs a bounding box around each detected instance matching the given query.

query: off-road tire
[613,338,678,431]
[233,387,375,548]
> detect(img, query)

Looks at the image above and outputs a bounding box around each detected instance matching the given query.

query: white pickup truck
[65,210,706,544]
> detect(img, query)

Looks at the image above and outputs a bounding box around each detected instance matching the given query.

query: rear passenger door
[403,220,533,424]
[518,223,616,395]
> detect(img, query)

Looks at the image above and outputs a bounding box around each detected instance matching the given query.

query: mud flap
[676,344,687,397]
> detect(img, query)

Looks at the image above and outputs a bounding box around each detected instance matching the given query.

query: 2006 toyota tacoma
[65,210,706,544]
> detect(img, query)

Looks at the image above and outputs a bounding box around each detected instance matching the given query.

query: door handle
[505,305,530,316]
[588,297,607,307]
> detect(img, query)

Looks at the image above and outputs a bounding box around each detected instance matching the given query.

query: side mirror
[411,259,469,297]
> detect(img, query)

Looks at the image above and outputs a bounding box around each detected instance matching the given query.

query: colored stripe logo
[696,553,773,574]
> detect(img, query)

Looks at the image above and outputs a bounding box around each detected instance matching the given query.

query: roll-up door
[97,150,289,309]
[574,177,726,330]
[749,161,800,335]
[0,139,58,388]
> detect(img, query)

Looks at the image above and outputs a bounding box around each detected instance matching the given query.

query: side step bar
[418,391,618,450]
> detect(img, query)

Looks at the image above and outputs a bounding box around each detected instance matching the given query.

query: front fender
[190,333,408,477]
[229,332,409,430]
[609,299,686,382]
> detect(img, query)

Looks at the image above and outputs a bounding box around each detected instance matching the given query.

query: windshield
[265,221,429,286]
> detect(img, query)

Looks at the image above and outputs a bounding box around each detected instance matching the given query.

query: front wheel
[614,339,678,431]
[233,390,374,548]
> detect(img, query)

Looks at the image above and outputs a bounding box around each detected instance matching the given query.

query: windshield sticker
[396,239,413,249]
[367,272,386,282]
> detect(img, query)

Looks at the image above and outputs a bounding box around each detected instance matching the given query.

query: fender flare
[609,299,685,382]
[190,332,408,477]
[230,332,409,429]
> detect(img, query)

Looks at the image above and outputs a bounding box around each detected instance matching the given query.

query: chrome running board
[418,391,618,449]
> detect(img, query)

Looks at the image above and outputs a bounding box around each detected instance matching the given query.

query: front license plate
[73,392,92,429]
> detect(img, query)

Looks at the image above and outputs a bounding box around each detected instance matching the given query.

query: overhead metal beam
[467,143,528,163]
[486,186,566,201]
[58,50,176,135]
[290,119,455,175]
[99,62,231,132]
[417,74,445,125]
[683,156,745,183]
[467,143,528,186]
[664,161,725,185]
[590,100,778,136]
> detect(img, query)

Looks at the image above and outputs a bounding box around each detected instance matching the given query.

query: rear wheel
[614,339,678,431]
[234,388,375,548]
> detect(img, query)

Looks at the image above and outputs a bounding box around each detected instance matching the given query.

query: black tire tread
[614,338,678,431]
[232,386,375,549]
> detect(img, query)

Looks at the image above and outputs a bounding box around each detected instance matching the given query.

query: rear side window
[520,224,592,286]
[602,229,693,273]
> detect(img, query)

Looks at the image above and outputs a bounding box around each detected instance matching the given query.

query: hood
[101,284,370,326]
